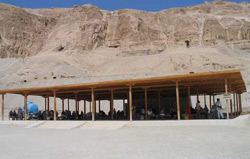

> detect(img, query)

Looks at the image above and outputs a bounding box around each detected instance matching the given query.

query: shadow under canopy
[0,69,246,121]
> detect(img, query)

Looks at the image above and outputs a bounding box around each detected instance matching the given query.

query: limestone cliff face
[0,3,52,58]
[0,1,250,58]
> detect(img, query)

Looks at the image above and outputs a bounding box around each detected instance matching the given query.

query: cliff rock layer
[0,1,249,58]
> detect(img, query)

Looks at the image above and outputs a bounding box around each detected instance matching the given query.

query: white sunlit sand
[0,116,250,159]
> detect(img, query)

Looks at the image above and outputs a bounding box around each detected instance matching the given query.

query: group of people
[188,98,224,119]
[8,107,24,120]
[134,106,176,120]
[133,98,225,120]
[9,108,127,120]
[107,109,126,120]
[9,99,225,120]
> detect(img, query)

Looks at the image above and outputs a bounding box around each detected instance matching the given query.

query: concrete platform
[0,115,249,130]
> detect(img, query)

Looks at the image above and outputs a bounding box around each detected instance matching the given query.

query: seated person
[191,107,196,114]
[160,107,165,116]
[140,108,145,115]
[86,112,92,120]
[147,108,154,116]
[99,110,105,116]
[185,107,191,115]
[210,105,217,119]
[170,106,176,119]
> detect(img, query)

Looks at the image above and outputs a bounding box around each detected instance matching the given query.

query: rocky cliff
[0,1,250,111]
[0,1,249,58]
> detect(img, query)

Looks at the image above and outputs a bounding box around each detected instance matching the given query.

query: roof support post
[204,94,206,107]
[98,100,101,112]
[158,90,161,114]
[110,90,114,120]
[129,85,133,121]
[53,91,57,121]
[213,95,215,105]
[127,93,129,118]
[24,93,28,120]
[84,100,86,117]
[196,90,199,102]
[77,100,80,113]
[169,94,171,108]
[239,93,242,115]
[176,81,181,120]
[236,93,239,115]
[123,99,125,116]
[47,96,50,113]
[95,100,97,115]
[230,99,233,118]
[91,88,95,121]
[188,86,191,108]
[75,93,78,119]
[44,97,47,112]
[67,98,69,111]
[89,101,91,112]
[144,88,148,120]
[209,95,212,110]
[2,94,5,120]
[225,78,229,119]
[62,99,64,112]
[233,93,236,117]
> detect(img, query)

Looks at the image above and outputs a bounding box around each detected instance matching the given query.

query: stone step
[25,121,46,128]
[37,121,86,129]
[80,121,127,130]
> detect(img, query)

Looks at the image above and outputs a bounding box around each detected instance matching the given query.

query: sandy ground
[0,123,250,159]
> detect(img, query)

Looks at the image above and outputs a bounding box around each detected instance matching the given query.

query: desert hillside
[0,1,250,111]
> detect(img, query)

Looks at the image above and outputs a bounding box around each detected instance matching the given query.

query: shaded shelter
[0,70,246,121]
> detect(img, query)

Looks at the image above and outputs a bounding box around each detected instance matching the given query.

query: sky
[0,0,249,11]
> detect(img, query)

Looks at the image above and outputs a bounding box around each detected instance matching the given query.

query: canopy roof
[0,70,246,100]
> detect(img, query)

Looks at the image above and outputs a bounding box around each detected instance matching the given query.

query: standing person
[203,105,209,119]
[18,107,23,120]
[114,108,117,119]
[195,101,202,119]
[72,111,76,120]
[13,110,17,120]
[215,98,224,119]
[9,110,13,120]
[80,111,84,120]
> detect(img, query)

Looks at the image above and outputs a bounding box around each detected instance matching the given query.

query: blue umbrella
[22,102,39,113]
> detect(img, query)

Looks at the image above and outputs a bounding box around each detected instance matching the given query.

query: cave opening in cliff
[185,40,190,48]
[109,45,119,48]
[57,46,64,51]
